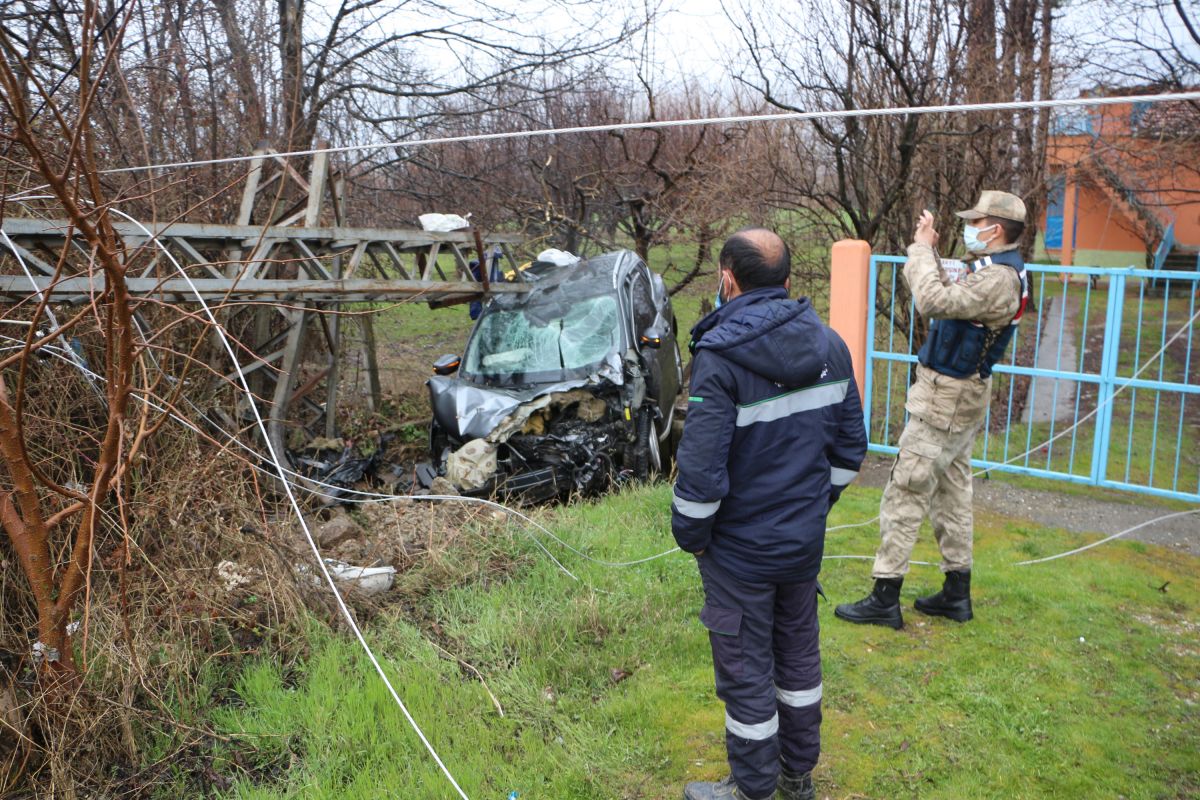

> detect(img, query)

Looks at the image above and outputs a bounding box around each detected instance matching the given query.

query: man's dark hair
[990,217,1026,245]
[718,228,791,290]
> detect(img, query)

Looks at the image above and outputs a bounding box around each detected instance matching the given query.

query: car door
[648,270,683,402]
[629,264,679,413]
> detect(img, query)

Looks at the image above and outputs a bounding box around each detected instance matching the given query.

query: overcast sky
[358,0,1198,106]
[468,0,1200,98]
[646,0,1199,93]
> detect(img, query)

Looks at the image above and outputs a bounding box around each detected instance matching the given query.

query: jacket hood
[691,287,829,387]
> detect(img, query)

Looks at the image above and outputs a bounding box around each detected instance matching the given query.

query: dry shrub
[0,399,528,798]
[0,401,314,798]
[331,500,495,570]
[0,240,525,797]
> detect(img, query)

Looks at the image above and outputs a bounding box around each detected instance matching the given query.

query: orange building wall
[1059,181,1200,251]
[1044,110,1200,256]
[1046,183,1200,254]
[1159,189,1200,246]
[1073,185,1145,252]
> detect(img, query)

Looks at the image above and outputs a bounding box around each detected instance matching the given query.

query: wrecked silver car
[421,250,684,501]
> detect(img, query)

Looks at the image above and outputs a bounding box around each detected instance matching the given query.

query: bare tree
[1070,0,1200,89]
[725,0,1057,343]
[370,64,769,293]
[0,1,148,684]
[729,0,953,252]
[0,0,648,225]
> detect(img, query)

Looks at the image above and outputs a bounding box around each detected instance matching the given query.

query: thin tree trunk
[213,0,267,147]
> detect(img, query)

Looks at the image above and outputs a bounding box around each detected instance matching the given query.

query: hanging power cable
[42,89,1200,178]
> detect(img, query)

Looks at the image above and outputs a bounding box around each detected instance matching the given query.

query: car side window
[630,270,655,334]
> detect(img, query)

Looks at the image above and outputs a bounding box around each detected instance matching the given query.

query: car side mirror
[639,327,663,349]
[432,354,461,375]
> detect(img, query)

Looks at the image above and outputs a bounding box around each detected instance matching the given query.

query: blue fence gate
[863,258,1200,503]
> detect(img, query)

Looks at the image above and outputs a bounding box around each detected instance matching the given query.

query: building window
[1130,101,1150,130]
[1051,109,1093,136]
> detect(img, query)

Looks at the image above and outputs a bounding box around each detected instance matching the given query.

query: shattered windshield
[463,293,621,384]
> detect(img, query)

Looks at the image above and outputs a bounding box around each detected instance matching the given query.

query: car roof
[490,250,645,309]
[535,249,644,283]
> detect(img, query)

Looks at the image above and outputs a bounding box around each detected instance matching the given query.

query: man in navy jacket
[673,229,867,800]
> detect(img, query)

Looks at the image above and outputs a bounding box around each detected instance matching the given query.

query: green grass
[210,484,1199,799]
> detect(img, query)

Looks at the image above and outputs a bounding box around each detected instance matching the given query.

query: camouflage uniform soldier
[835,191,1030,629]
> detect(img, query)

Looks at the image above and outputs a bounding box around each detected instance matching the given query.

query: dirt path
[856,454,1200,556]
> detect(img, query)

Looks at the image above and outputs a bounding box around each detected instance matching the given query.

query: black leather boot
[834,577,903,629]
[914,569,973,622]
[776,767,815,800]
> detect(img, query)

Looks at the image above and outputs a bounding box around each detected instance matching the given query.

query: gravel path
[856,454,1200,557]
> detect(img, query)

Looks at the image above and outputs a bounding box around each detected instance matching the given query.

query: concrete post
[829,240,871,400]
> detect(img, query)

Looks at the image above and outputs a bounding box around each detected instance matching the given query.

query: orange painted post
[1060,170,1077,268]
[828,239,871,400]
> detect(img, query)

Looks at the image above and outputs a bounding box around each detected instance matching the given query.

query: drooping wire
[3,202,1195,582]
[103,208,474,800]
[22,328,1200,576]
[1013,508,1200,566]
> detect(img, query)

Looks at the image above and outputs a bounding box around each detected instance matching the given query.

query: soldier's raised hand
[914,209,939,248]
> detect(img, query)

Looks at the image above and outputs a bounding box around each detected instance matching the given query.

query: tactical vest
[917,249,1028,379]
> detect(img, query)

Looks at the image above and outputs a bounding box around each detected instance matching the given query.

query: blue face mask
[715,275,726,308]
[963,223,997,252]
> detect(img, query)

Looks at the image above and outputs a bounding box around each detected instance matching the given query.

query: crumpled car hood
[429,375,607,441]
[430,346,624,441]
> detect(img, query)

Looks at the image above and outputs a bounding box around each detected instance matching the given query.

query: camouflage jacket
[902,241,1023,432]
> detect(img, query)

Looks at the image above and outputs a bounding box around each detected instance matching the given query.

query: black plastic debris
[292,438,382,501]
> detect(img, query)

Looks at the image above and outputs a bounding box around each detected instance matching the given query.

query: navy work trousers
[696,555,822,799]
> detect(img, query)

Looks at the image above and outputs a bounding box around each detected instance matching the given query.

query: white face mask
[963,223,998,252]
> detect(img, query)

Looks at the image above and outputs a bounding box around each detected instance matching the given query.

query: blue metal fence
[863,257,1200,502]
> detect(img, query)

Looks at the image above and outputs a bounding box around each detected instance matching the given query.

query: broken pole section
[325,253,344,439]
[0,215,526,465]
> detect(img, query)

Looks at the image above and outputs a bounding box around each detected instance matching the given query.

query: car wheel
[627,407,653,482]
[429,418,450,463]
[644,406,683,482]
[658,408,683,479]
